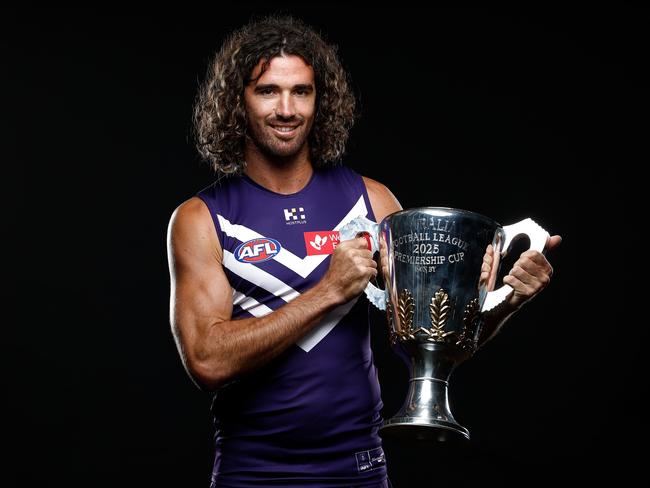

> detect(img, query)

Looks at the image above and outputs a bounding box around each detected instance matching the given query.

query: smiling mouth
[270,125,299,132]
[269,124,301,139]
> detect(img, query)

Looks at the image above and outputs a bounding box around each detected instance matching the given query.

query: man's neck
[244,147,314,195]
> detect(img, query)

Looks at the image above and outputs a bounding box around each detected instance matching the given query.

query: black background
[7,6,643,488]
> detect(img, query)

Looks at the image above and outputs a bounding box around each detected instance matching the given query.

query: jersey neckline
[241,169,319,198]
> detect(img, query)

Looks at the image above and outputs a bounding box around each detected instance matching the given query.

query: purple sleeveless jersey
[196,166,388,487]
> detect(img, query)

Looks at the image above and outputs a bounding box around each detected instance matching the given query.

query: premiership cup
[339,207,549,441]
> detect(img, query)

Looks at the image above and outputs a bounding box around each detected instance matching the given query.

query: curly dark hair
[192,15,357,175]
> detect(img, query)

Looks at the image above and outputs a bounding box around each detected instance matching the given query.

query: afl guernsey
[196,165,388,487]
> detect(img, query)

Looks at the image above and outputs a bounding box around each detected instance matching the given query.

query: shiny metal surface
[341,207,549,441]
[380,208,497,440]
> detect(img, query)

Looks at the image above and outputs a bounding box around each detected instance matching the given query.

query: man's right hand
[321,237,377,305]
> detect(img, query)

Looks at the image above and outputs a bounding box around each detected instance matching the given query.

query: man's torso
[196,166,388,487]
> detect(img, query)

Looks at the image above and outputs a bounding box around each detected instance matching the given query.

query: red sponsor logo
[304,231,341,255]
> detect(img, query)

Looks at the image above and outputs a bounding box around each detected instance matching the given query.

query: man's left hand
[503,235,562,309]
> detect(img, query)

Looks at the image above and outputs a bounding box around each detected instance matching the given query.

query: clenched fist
[321,237,377,305]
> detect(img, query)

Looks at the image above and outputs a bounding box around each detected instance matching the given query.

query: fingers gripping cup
[357,231,373,252]
[339,208,549,441]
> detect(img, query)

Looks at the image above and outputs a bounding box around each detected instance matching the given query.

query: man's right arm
[166,197,376,391]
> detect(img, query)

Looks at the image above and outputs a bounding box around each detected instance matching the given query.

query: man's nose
[274,93,295,118]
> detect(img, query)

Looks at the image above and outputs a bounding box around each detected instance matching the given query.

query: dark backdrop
[7,6,642,488]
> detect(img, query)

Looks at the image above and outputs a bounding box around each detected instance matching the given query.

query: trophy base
[380,418,470,442]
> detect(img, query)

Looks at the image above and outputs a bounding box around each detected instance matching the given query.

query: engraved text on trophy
[392,217,471,273]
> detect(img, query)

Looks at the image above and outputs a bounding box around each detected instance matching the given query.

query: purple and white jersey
[196,165,388,487]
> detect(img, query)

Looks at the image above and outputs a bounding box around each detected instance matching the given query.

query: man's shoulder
[167,196,223,264]
[169,196,214,234]
[361,175,394,199]
[360,175,402,222]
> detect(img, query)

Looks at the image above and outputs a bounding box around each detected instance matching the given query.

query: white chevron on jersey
[220,194,371,352]
[224,249,363,352]
[232,290,273,317]
[297,297,359,352]
[231,286,359,352]
[223,251,300,302]
[217,195,369,279]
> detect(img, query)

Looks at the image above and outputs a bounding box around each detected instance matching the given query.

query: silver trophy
[340,207,549,441]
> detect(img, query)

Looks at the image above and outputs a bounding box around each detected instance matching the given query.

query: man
[166,15,560,488]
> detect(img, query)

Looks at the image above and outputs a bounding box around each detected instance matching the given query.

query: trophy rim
[381,206,500,227]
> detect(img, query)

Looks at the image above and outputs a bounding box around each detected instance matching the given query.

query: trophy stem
[380,343,470,442]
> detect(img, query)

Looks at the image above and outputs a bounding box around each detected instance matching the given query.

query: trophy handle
[481,218,550,312]
[338,216,387,310]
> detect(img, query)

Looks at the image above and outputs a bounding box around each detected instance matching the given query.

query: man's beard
[247,119,311,160]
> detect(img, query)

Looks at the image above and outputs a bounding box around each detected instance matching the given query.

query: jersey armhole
[359,178,377,223]
[195,192,226,253]
[342,166,378,223]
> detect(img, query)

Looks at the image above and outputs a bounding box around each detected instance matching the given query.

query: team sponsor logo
[304,231,341,255]
[234,238,282,263]
[284,207,307,225]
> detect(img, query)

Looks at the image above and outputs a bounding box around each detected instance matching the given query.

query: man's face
[244,55,317,159]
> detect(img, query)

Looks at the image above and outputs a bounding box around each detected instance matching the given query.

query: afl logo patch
[234,238,282,263]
